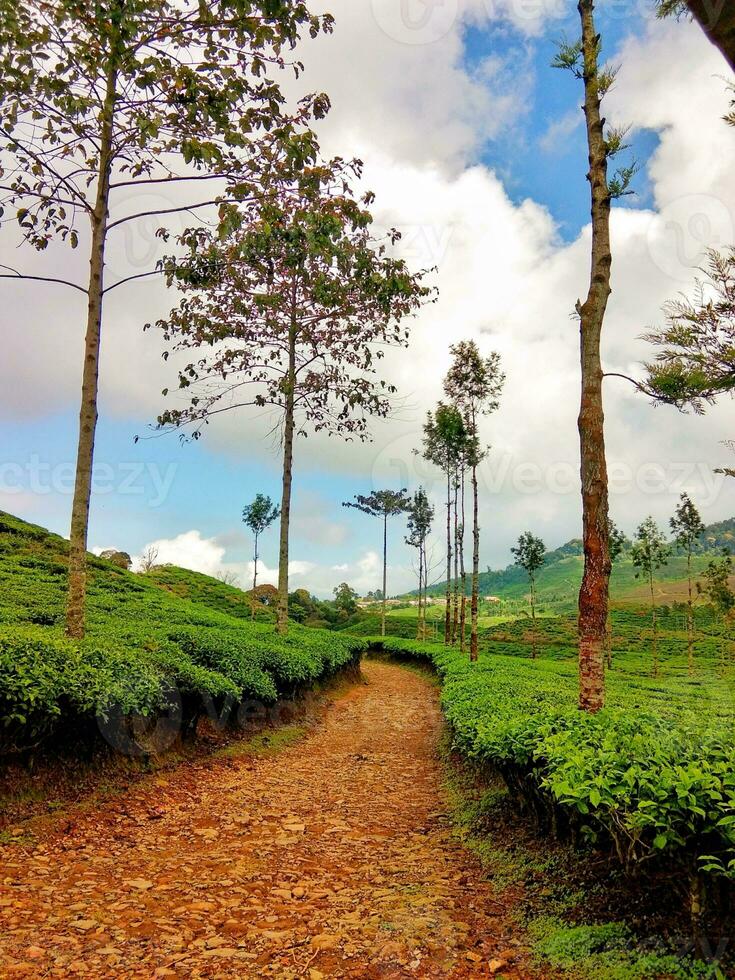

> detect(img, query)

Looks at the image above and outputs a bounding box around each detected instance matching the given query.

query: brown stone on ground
[0,661,533,978]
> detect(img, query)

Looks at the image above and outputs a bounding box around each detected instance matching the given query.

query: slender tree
[670,493,705,674]
[444,341,505,662]
[343,490,412,637]
[606,518,627,668]
[242,493,280,618]
[156,160,430,634]
[0,0,329,638]
[655,1,735,72]
[420,403,468,645]
[406,487,435,641]
[553,1,636,712]
[511,532,546,659]
[631,516,671,677]
[698,551,735,674]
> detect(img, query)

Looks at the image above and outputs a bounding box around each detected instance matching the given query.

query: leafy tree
[444,341,505,662]
[511,532,546,659]
[698,551,735,618]
[655,1,735,72]
[642,248,735,415]
[333,582,359,618]
[0,0,329,638]
[606,518,628,667]
[343,490,412,637]
[100,549,132,570]
[631,516,671,676]
[406,487,435,641]
[242,494,280,618]
[553,1,636,712]
[420,403,470,646]
[156,159,430,634]
[670,492,705,674]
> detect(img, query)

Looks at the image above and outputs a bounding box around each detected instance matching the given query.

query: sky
[2,0,735,597]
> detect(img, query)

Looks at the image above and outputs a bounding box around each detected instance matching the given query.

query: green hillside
[422,518,735,609]
[0,511,364,757]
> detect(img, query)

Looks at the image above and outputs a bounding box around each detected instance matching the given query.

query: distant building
[485,596,501,603]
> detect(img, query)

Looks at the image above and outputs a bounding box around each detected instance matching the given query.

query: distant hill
[421,517,735,606]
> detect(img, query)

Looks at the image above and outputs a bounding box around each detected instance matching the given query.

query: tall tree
[511,532,546,659]
[656,1,735,72]
[606,518,627,668]
[631,516,671,677]
[333,582,359,618]
[444,341,505,662]
[553,1,636,712]
[670,493,705,674]
[406,487,434,641]
[0,0,329,638]
[420,403,468,645]
[156,160,430,634]
[242,493,280,618]
[343,490,412,637]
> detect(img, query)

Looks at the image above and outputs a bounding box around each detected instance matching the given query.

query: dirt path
[0,661,530,979]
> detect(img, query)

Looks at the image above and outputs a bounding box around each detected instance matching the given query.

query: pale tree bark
[452,472,460,644]
[66,49,120,639]
[577,0,613,713]
[251,530,260,620]
[381,512,388,638]
[276,300,297,635]
[444,471,452,645]
[470,460,480,663]
[649,573,659,677]
[459,467,467,654]
[687,560,694,673]
[530,573,538,660]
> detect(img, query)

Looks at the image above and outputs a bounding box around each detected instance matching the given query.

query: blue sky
[2,0,734,596]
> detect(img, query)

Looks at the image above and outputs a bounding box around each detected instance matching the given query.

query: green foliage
[371,628,735,900]
[242,493,280,539]
[631,517,671,583]
[698,552,735,618]
[0,511,365,755]
[511,532,546,578]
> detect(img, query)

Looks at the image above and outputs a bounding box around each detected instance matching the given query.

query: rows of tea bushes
[372,636,735,922]
[0,512,365,755]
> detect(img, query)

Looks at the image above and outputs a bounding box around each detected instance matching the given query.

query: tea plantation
[0,511,365,756]
[371,621,735,936]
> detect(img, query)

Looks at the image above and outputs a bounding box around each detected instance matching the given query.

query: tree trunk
[417,541,424,641]
[687,550,694,675]
[251,532,259,620]
[445,470,452,645]
[530,574,537,659]
[685,0,735,72]
[470,462,480,662]
[452,471,459,644]
[65,50,120,639]
[650,574,659,677]
[381,512,388,638]
[459,467,467,653]
[576,0,613,713]
[276,308,297,635]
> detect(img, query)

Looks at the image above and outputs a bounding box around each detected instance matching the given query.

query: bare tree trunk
[577,0,612,713]
[251,531,259,620]
[650,574,659,677]
[459,467,467,653]
[530,574,537,659]
[381,512,388,638]
[66,51,119,639]
[470,462,480,662]
[685,0,735,72]
[687,550,694,675]
[445,470,452,645]
[417,542,424,641]
[452,470,459,644]
[276,308,297,635]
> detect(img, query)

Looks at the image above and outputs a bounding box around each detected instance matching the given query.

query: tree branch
[0,265,88,295]
[102,269,164,295]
